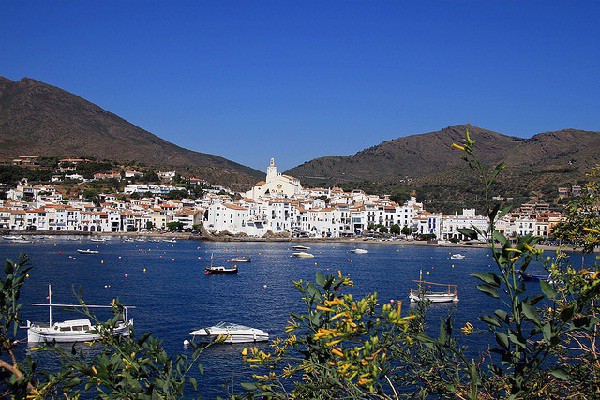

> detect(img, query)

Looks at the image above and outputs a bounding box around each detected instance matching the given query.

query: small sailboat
[409,270,458,303]
[205,254,238,274]
[230,248,251,262]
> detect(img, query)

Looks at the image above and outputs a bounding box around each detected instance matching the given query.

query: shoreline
[5,230,595,253]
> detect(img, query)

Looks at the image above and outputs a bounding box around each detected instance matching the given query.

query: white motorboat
[163,239,177,243]
[350,248,368,254]
[3,235,25,241]
[292,245,310,250]
[450,254,466,260]
[90,238,106,242]
[189,322,269,344]
[26,285,134,343]
[27,318,131,343]
[292,251,314,258]
[77,249,99,254]
[230,256,251,262]
[409,270,458,303]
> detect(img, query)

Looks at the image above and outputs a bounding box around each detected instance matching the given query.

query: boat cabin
[53,319,93,332]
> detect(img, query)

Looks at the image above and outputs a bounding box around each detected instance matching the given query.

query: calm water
[1,237,595,398]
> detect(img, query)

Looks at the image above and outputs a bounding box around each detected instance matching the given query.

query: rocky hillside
[286,125,599,213]
[0,77,262,188]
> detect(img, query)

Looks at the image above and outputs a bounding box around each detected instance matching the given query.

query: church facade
[245,158,303,200]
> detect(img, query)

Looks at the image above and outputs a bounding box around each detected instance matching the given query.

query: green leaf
[521,302,541,326]
[137,332,152,346]
[560,305,575,322]
[542,322,552,343]
[458,228,478,240]
[492,231,508,246]
[476,284,500,299]
[494,309,509,323]
[497,206,512,220]
[241,382,258,390]
[189,377,197,391]
[472,272,501,287]
[495,332,509,350]
[549,367,570,380]
[480,314,502,327]
[315,272,326,287]
[508,332,526,348]
[539,280,557,300]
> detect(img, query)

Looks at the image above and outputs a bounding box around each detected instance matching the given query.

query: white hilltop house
[245,158,302,200]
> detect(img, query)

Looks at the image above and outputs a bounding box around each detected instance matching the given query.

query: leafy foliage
[554,165,600,253]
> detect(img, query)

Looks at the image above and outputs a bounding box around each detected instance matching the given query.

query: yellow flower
[316,305,334,312]
[331,348,345,358]
[461,322,474,335]
[452,143,466,151]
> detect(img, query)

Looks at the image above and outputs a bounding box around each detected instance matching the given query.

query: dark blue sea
[1,237,596,398]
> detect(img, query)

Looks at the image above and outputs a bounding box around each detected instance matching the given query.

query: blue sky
[1,1,598,171]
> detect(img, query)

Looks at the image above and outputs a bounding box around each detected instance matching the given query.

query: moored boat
[292,251,314,258]
[77,249,99,254]
[230,256,251,262]
[350,248,368,254]
[26,285,134,343]
[205,265,238,274]
[292,245,310,250]
[450,254,466,260]
[189,322,269,344]
[3,235,25,241]
[409,270,458,303]
[205,254,238,274]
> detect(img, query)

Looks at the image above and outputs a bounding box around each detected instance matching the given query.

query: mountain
[0,77,262,187]
[286,125,600,212]
[287,125,525,183]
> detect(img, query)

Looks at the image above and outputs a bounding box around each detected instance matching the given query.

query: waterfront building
[441,209,488,241]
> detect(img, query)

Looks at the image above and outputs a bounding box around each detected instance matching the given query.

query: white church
[245,158,303,200]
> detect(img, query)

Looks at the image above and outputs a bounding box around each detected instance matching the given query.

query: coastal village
[0,156,567,241]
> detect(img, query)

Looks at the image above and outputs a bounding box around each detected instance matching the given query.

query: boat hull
[205,267,238,274]
[190,332,269,344]
[409,291,458,303]
[292,252,314,258]
[27,320,131,343]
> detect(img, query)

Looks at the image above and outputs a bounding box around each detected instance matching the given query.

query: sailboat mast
[49,284,52,326]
